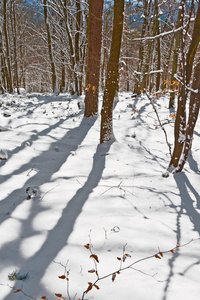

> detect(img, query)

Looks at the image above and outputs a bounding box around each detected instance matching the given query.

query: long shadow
[0,117,95,225]
[3,141,113,300]
[0,108,82,181]
[162,172,200,300]
[187,151,200,175]
[174,173,200,233]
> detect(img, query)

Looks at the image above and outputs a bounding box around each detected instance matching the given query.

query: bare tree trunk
[177,59,200,172]
[154,0,161,91]
[84,0,104,117]
[185,1,200,86]
[3,0,13,93]
[10,0,19,93]
[168,3,186,171]
[75,0,81,95]
[19,25,26,90]
[43,0,58,94]
[100,0,124,143]
[134,0,149,94]
[168,0,200,172]
[169,8,182,108]
[0,29,7,93]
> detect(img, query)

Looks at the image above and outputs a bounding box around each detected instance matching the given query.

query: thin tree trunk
[169,8,183,108]
[0,30,7,93]
[154,0,160,91]
[185,1,200,86]
[169,3,200,172]
[161,36,174,90]
[10,0,19,93]
[134,0,149,94]
[100,0,124,143]
[177,58,200,172]
[43,0,58,94]
[3,0,13,93]
[75,0,81,95]
[168,3,186,171]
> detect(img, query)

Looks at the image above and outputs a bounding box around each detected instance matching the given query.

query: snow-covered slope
[0,92,199,300]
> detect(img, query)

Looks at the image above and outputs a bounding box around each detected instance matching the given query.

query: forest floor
[0,91,200,300]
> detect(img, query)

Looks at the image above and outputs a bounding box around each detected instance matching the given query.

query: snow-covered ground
[0,91,200,300]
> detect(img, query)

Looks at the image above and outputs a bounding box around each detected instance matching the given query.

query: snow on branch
[132,24,188,42]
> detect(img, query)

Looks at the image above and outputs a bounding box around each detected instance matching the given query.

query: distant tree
[3,0,13,92]
[0,29,7,93]
[168,8,182,109]
[134,0,149,95]
[100,0,124,143]
[84,0,104,117]
[10,0,20,93]
[43,0,59,94]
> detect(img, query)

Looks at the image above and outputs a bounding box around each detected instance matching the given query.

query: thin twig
[81,237,200,299]
[144,89,172,156]
[40,184,60,201]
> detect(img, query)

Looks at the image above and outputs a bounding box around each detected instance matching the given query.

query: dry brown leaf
[84,243,90,249]
[125,253,131,258]
[55,293,62,298]
[90,254,99,263]
[13,289,21,294]
[112,273,116,282]
[94,284,100,290]
[88,269,96,273]
[86,282,93,294]
[58,275,66,279]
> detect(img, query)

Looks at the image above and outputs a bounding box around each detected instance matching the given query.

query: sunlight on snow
[0,218,21,244]
[20,234,47,259]
[32,209,61,231]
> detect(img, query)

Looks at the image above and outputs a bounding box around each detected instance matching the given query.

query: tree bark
[169,8,182,108]
[3,0,13,93]
[177,58,200,172]
[10,0,19,93]
[134,0,149,94]
[100,0,124,143]
[168,3,186,171]
[43,0,58,94]
[84,0,104,117]
[168,1,200,172]
[185,1,200,85]
[0,29,7,93]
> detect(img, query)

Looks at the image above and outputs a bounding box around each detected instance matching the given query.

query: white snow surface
[0,92,200,300]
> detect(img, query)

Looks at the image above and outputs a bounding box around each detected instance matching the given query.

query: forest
[0,1,200,300]
[0,0,200,170]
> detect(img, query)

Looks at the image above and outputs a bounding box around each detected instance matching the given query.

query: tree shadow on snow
[0,114,87,224]
[2,134,113,299]
[162,172,200,300]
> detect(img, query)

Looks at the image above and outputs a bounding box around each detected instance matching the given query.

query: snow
[0,91,200,300]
